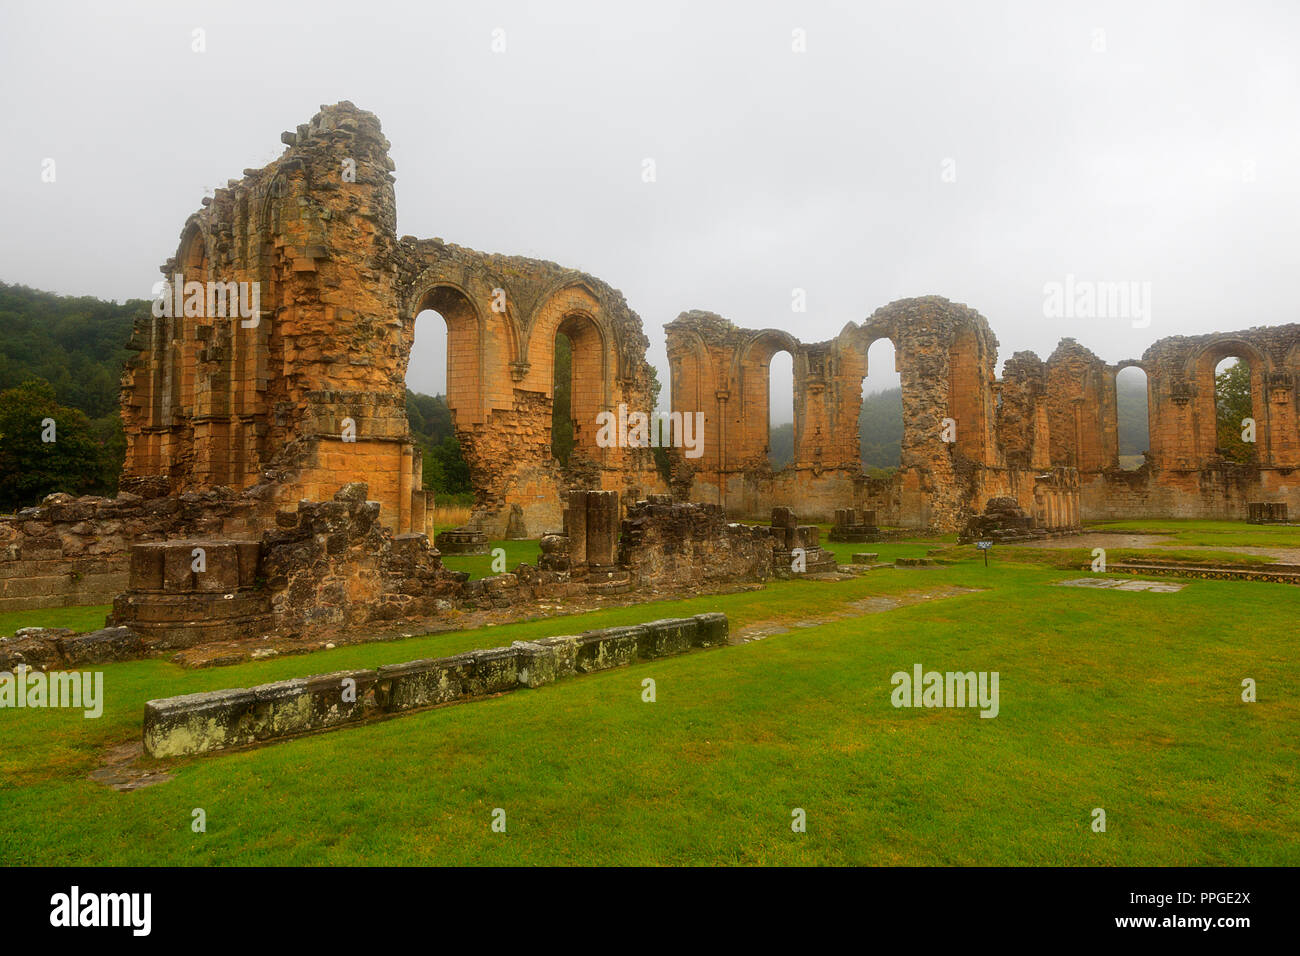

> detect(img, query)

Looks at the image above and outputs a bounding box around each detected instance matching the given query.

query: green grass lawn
[2,540,1296,866]
[437,539,542,580]
[1087,518,1300,550]
[0,604,111,638]
[938,545,1279,570]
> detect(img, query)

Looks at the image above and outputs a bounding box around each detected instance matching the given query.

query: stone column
[567,490,589,566]
[586,490,620,568]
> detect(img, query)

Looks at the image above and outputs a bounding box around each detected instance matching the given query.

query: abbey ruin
[2,101,1298,633]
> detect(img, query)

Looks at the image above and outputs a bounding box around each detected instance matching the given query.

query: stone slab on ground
[1055,577,1186,593]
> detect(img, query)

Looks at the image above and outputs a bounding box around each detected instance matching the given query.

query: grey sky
[2,0,1297,421]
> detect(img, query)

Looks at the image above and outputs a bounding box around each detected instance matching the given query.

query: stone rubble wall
[619,499,775,589]
[0,486,278,613]
[142,612,729,757]
[0,626,144,671]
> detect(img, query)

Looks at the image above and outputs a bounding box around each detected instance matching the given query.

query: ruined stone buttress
[119,102,667,538]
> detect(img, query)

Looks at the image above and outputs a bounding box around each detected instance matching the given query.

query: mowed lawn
[1087,518,1300,550]
[1,541,1297,866]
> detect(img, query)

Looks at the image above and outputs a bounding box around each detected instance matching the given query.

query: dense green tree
[858,386,903,469]
[550,333,575,465]
[0,380,107,511]
[1215,360,1254,463]
[0,283,139,502]
[0,282,141,418]
[405,389,473,494]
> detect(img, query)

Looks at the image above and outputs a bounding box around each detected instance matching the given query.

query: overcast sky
[2,0,1297,420]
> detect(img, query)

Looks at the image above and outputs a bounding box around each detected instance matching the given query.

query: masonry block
[470,647,520,695]
[574,625,643,673]
[692,612,729,647]
[638,618,698,658]
[378,656,468,710]
[534,635,581,678]
[513,641,558,688]
[143,688,258,757]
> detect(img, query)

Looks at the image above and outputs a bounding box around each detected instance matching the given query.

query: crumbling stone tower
[120,103,666,537]
[121,104,417,527]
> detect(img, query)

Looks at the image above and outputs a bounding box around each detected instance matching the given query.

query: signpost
[976,540,992,567]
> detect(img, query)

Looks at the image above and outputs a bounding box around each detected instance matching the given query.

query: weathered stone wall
[0,486,276,613]
[401,241,667,536]
[1044,339,1116,472]
[666,295,1298,527]
[1071,325,1300,519]
[119,102,668,541]
[618,499,775,589]
[259,482,463,634]
[142,613,730,757]
[120,103,426,532]
[666,297,1004,531]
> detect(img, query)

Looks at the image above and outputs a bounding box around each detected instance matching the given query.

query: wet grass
[2,542,1296,866]
[437,539,543,580]
[1088,519,1300,550]
[937,545,1279,570]
[0,604,111,638]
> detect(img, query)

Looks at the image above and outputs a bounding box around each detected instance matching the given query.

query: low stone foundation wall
[1106,561,1300,585]
[0,486,276,612]
[143,612,729,757]
[0,625,144,670]
[619,499,774,589]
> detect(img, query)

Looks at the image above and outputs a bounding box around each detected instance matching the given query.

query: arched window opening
[767,350,795,469]
[1214,357,1254,463]
[859,338,901,474]
[1115,366,1150,470]
[408,302,472,508]
[551,330,575,465]
[552,313,604,467]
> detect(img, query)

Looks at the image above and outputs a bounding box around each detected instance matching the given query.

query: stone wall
[0,485,276,613]
[259,482,463,634]
[666,297,1016,532]
[618,498,775,589]
[142,612,729,757]
[119,101,668,541]
[666,299,1298,528]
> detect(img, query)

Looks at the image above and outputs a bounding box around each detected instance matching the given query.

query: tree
[859,386,903,469]
[425,435,473,495]
[1215,360,1254,463]
[768,422,794,469]
[0,380,107,511]
[405,390,473,495]
[550,333,575,465]
[0,282,141,489]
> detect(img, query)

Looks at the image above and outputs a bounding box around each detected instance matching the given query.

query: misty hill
[1116,373,1149,458]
